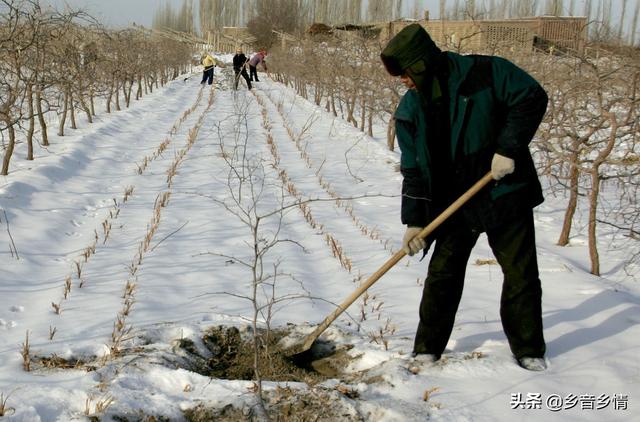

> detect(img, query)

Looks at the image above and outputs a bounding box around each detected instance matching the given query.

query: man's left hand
[491,153,515,180]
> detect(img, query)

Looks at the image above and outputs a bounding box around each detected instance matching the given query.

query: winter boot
[517,357,547,371]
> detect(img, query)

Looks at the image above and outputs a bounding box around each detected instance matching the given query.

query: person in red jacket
[248,51,267,82]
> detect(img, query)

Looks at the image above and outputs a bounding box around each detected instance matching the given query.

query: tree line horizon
[152,0,639,47]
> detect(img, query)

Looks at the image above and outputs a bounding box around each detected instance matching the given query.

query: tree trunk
[126,80,134,107]
[35,84,49,146]
[359,95,366,132]
[386,118,395,151]
[69,91,77,129]
[587,169,601,276]
[557,149,580,246]
[586,110,619,276]
[115,81,121,111]
[1,122,16,175]
[89,87,96,116]
[314,83,322,106]
[26,84,35,160]
[331,93,337,116]
[58,91,68,136]
[106,80,114,113]
[136,77,142,100]
[78,93,93,123]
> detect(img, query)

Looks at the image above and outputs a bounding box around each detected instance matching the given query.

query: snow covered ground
[1,58,638,421]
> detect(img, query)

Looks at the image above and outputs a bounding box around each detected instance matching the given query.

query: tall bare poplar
[516,0,540,17]
[618,0,628,42]
[395,0,403,21]
[544,0,563,16]
[366,0,393,22]
[631,0,640,45]
[466,0,476,19]
[497,0,508,18]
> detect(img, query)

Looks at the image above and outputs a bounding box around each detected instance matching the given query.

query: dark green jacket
[395,52,547,231]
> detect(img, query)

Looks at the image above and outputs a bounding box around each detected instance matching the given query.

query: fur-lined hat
[380,24,441,92]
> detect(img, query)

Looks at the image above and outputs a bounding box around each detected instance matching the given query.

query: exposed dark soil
[184,385,364,422]
[39,324,368,421]
[178,325,365,421]
[177,325,337,384]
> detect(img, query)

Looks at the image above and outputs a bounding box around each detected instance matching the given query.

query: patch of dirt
[179,325,366,421]
[183,403,244,421]
[112,414,172,422]
[178,325,341,384]
[184,386,363,422]
[32,354,97,372]
[35,324,372,421]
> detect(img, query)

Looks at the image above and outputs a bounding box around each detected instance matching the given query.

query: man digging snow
[380,23,548,371]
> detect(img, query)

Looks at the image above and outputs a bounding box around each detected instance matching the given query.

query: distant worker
[200,53,218,85]
[232,48,252,90]
[248,50,267,82]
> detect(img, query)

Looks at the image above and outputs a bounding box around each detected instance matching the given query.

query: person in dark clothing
[232,48,252,90]
[380,24,548,371]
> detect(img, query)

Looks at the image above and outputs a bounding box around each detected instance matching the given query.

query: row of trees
[155,0,409,36]
[153,0,640,47]
[0,0,193,176]
[453,0,640,45]
[151,0,639,277]
[3,2,638,276]
[535,51,639,276]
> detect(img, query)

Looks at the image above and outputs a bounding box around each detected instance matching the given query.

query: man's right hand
[402,226,426,256]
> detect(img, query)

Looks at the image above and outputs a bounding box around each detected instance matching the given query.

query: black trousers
[413,210,546,360]
[201,67,214,85]
[234,68,252,89]
[249,65,259,81]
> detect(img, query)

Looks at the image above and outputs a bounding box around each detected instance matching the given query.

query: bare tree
[200,97,312,420]
[198,0,241,36]
[631,0,640,46]
[1,0,39,175]
[537,48,639,276]
[618,0,628,42]
[247,0,303,48]
[1,0,192,174]
[544,0,563,16]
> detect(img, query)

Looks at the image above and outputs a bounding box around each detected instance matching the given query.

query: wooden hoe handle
[301,171,494,351]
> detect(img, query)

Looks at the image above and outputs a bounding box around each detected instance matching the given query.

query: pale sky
[41,0,639,36]
[41,0,182,28]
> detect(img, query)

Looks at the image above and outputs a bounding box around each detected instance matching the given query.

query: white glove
[402,226,427,256]
[491,153,515,180]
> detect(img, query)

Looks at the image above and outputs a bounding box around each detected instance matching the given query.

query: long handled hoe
[285,171,494,359]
